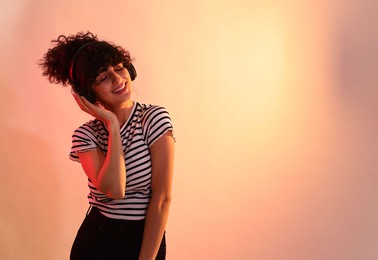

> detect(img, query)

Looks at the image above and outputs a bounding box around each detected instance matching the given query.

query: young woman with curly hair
[40,32,175,260]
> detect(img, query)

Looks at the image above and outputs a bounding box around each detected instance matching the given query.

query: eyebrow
[98,66,109,74]
[97,63,122,75]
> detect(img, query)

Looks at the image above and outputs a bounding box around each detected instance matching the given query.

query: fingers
[71,91,118,126]
[72,92,114,122]
[72,92,97,116]
[72,92,86,109]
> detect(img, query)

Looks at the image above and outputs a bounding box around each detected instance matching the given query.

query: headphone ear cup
[86,92,97,104]
[127,63,137,81]
[79,89,96,103]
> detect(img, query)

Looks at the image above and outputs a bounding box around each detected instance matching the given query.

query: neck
[106,100,135,127]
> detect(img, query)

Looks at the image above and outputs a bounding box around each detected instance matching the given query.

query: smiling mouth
[112,83,126,93]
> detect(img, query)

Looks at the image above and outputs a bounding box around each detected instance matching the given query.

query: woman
[40,31,175,260]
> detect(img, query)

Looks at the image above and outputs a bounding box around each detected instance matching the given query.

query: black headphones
[127,63,137,81]
[70,42,137,103]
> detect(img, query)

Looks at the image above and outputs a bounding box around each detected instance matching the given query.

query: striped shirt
[69,102,174,220]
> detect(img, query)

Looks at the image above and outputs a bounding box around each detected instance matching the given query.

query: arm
[138,131,175,260]
[73,93,126,199]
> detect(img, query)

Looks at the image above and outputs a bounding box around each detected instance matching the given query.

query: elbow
[103,185,125,200]
[156,194,172,211]
[106,192,125,200]
[96,176,125,200]
[162,196,172,207]
[162,200,171,213]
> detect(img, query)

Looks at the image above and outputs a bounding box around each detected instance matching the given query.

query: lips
[112,83,126,94]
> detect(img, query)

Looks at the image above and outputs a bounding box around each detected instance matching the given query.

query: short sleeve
[142,106,175,147]
[69,123,99,162]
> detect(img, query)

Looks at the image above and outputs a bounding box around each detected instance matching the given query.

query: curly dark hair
[39,31,133,97]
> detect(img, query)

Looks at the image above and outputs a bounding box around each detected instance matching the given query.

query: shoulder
[72,119,107,138]
[136,102,175,146]
[70,119,105,162]
[137,102,172,123]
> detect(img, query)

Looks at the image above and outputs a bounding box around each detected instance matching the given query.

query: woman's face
[91,63,132,106]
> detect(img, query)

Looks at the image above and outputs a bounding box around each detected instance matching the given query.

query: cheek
[120,69,129,79]
[92,86,108,99]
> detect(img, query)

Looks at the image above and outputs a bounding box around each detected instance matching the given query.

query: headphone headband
[69,41,96,83]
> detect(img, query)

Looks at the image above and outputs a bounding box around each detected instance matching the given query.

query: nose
[111,71,123,85]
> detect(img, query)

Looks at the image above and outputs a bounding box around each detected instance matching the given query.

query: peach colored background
[1,0,378,259]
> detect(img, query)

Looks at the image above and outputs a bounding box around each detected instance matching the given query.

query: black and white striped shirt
[69,102,174,220]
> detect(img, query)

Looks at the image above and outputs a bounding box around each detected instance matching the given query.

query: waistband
[87,206,146,226]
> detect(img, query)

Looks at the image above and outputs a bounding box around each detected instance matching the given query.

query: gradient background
[1,0,378,259]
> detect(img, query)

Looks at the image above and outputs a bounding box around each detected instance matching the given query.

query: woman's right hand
[72,92,119,128]
[73,91,126,199]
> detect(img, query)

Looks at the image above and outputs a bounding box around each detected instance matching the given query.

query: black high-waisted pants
[70,207,166,260]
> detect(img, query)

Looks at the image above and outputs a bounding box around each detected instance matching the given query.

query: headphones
[70,41,137,103]
[127,63,137,81]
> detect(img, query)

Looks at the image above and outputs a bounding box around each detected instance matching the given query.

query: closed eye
[96,74,109,83]
[94,63,124,85]
[114,63,124,71]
